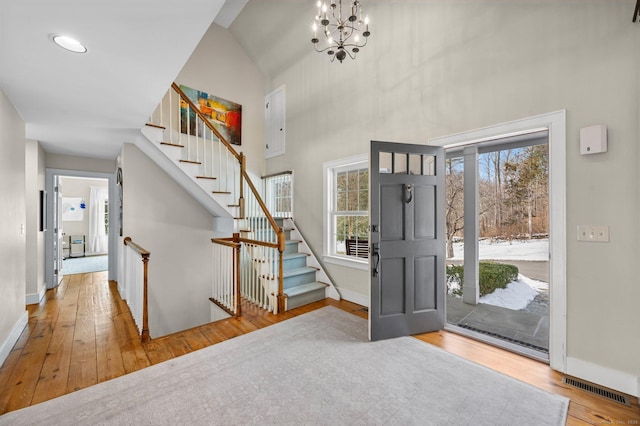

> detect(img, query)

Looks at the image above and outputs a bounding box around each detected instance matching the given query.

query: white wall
[237,1,639,389]
[47,153,116,174]
[176,22,266,177]
[25,140,46,304]
[0,88,27,366]
[59,176,108,244]
[121,143,216,338]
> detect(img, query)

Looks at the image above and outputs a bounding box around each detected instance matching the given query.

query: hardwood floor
[0,271,638,424]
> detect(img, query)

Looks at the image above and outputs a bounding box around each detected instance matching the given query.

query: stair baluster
[149,83,333,317]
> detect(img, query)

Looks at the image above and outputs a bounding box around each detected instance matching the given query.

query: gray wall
[233,1,639,386]
[0,88,27,361]
[121,143,216,338]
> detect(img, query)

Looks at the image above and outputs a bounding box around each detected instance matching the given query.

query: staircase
[242,218,329,310]
[141,83,338,317]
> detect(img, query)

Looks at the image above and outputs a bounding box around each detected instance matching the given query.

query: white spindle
[217,138,222,192]
[187,106,192,160]
[225,149,229,192]
[195,116,199,164]
[209,131,216,176]
[159,91,163,126]
[178,94,182,147]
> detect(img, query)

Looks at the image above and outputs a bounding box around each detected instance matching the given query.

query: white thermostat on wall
[579,124,607,155]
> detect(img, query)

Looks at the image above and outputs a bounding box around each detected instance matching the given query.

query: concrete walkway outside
[446,260,550,352]
[447,295,549,351]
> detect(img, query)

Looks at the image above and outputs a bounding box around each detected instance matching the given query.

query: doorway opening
[444,133,550,360]
[46,169,118,289]
[59,176,109,276]
[429,110,566,370]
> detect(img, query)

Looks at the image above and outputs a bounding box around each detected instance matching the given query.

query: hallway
[0,272,358,414]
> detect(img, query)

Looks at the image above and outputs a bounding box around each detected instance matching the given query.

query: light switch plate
[577,225,609,242]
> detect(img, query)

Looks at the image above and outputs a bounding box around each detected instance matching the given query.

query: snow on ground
[451,238,549,261]
[447,266,549,310]
[479,274,547,310]
[448,238,550,309]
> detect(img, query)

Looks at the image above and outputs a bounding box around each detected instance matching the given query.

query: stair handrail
[171,83,241,161]
[241,170,286,313]
[123,236,150,342]
[211,235,242,317]
[167,83,285,313]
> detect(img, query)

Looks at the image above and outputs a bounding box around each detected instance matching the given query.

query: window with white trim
[324,154,369,269]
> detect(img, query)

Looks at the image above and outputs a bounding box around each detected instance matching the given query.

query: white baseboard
[337,288,368,308]
[566,356,638,397]
[26,285,47,305]
[0,311,28,368]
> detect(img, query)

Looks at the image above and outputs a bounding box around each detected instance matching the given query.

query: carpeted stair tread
[284,282,327,297]
[283,266,318,278]
[283,253,308,260]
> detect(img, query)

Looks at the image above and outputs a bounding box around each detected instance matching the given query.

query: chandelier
[311,1,371,63]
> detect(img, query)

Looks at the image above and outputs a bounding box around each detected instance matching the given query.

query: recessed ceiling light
[51,34,87,53]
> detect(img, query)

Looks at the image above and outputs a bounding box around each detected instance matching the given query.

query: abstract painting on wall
[179,85,242,146]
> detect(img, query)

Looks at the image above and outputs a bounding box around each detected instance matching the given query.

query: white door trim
[45,168,118,287]
[429,110,567,372]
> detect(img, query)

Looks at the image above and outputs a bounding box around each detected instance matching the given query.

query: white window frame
[323,154,369,271]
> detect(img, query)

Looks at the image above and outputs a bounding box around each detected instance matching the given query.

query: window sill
[323,255,369,271]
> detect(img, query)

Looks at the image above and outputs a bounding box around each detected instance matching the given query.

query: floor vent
[562,376,630,406]
[456,323,549,354]
[358,307,369,313]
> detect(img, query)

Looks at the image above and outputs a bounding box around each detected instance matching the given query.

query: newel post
[233,232,242,317]
[277,228,286,313]
[239,153,246,219]
[141,252,150,342]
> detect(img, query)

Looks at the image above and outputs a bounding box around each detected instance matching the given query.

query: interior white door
[54,177,64,285]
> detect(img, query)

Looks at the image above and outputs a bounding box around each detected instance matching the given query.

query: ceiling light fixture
[51,34,87,53]
[311,1,371,63]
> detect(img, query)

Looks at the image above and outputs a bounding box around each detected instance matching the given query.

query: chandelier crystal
[311,1,371,63]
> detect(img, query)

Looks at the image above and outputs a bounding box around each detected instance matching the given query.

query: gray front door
[369,141,445,341]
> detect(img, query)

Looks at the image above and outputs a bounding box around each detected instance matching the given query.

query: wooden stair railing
[123,237,150,342]
[150,83,287,314]
[240,169,286,313]
[210,234,242,317]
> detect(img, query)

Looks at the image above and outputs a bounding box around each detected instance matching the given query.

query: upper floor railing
[263,170,293,219]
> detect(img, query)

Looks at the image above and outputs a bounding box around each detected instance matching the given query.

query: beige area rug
[0,306,568,425]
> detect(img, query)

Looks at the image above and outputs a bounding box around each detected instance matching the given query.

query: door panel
[380,185,404,241]
[414,256,437,311]
[370,141,445,341]
[413,184,436,239]
[380,257,405,315]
